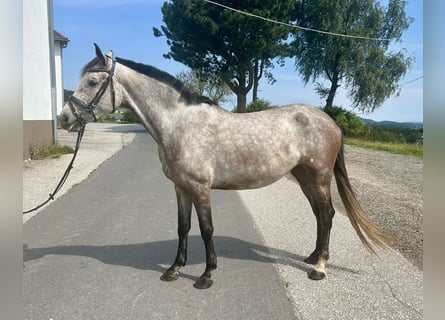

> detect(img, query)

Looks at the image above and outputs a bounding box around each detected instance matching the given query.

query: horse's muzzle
[59,106,84,132]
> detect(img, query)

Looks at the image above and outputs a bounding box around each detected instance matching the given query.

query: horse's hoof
[160,271,179,282]
[193,276,213,289]
[308,269,326,281]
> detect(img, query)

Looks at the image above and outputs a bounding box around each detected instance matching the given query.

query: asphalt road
[23,125,423,319]
[23,131,296,320]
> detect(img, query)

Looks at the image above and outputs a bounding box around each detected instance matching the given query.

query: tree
[290,0,413,112]
[154,0,295,112]
[176,69,232,104]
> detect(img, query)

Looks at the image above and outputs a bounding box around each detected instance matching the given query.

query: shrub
[30,144,74,160]
[122,109,139,123]
[323,105,365,137]
[246,99,274,112]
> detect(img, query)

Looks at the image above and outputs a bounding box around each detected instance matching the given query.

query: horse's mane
[115,57,218,106]
[80,56,218,106]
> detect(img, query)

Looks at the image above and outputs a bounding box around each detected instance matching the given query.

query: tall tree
[251,57,282,103]
[290,0,413,112]
[154,0,294,112]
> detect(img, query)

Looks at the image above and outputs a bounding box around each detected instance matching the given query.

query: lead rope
[23,125,86,215]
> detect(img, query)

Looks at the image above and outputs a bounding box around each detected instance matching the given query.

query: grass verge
[344,138,423,158]
[31,144,74,160]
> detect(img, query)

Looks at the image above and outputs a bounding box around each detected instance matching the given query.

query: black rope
[23,125,86,214]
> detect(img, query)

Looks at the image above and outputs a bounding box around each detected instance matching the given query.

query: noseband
[68,54,116,128]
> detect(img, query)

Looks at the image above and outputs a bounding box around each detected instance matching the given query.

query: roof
[54,30,69,47]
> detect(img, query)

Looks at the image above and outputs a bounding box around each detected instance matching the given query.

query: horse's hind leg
[160,185,192,282]
[190,184,217,289]
[292,166,335,280]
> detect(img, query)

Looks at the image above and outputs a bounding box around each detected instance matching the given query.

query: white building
[54,30,69,116]
[23,0,68,159]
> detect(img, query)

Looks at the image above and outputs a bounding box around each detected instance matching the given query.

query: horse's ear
[105,50,114,60]
[94,43,106,65]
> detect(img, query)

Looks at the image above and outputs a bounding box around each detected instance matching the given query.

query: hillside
[361,118,423,129]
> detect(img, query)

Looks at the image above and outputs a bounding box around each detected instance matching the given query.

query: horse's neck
[117,67,182,144]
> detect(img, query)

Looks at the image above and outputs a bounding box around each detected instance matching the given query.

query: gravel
[338,145,423,270]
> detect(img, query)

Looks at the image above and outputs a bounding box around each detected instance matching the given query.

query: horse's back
[215,103,341,156]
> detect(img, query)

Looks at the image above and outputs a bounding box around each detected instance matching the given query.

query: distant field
[344,137,423,158]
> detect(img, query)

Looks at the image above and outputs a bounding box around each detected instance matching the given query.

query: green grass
[30,144,74,160]
[344,137,423,158]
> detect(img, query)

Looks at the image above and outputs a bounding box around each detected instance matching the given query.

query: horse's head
[60,44,122,131]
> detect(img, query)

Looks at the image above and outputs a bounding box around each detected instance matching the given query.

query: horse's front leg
[160,185,192,282]
[192,188,217,289]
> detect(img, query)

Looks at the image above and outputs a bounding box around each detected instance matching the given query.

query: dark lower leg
[307,201,334,280]
[304,216,323,264]
[161,186,192,282]
[193,238,217,289]
[160,235,189,282]
[194,206,217,289]
[308,228,331,280]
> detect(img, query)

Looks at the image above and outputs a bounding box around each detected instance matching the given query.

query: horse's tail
[333,140,392,255]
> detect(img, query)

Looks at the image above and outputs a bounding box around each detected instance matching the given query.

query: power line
[344,75,423,115]
[401,75,423,86]
[203,0,416,43]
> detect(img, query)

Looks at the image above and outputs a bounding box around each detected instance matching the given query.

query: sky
[53,0,423,122]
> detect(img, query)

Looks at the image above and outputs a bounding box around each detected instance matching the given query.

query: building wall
[54,43,64,116]
[23,121,54,159]
[23,0,55,159]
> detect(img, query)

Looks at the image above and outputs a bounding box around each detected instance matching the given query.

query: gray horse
[60,44,390,289]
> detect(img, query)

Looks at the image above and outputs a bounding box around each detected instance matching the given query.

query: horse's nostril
[60,114,67,124]
[59,113,71,129]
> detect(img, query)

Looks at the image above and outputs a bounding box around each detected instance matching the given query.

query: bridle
[68,53,117,129]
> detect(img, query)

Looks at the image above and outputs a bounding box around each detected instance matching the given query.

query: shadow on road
[24,235,358,278]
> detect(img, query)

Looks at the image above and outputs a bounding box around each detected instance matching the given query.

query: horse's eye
[89,79,98,87]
